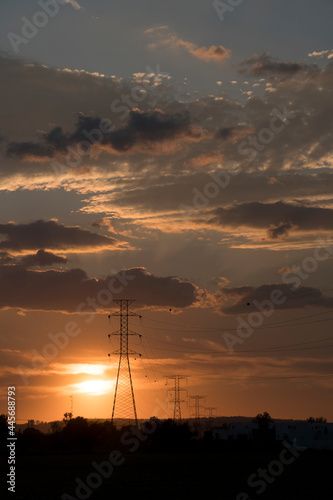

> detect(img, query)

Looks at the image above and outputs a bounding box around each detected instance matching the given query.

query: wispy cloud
[64,0,82,10]
[308,49,333,60]
[144,26,231,64]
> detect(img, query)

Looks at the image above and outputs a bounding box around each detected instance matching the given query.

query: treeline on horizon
[1,412,329,456]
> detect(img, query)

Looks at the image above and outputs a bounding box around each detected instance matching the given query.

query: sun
[72,379,113,396]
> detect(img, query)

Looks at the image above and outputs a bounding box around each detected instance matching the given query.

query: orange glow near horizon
[69,379,114,396]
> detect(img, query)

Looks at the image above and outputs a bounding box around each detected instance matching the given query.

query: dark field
[1,449,333,500]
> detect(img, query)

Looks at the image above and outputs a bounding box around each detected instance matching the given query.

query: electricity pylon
[166,375,188,420]
[70,395,74,418]
[108,300,141,427]
[205,407,217,418]
[189,395,206,419]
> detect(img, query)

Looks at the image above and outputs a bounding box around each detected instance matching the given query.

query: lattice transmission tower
[189,395,206,419]
[205,407,217,418]
[108,300,141,427]
[70,395,74,418]
[166,375,188,420]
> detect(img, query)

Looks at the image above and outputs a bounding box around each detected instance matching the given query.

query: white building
[213,421,333,449]
[275,422,333,450]
[213,422,258,440]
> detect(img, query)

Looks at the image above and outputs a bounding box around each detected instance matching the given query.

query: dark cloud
[215,127,234,140]
[90,219,108,229]
[266,221,294,240]
[85,171,333,217]
[104,109,195,152]
[0,249,67,267]
[43,126,69,152]
[19,250,67,267]
[0,266,199,312]
[238,53,318,78]
[219,284,333,315]
[210,202,333,235]
[0,220,117,252]
[7,110,197,161]
[118,110,193,146]
[1,56,333,212]
[0,251,13,264]
[7,141,54,160]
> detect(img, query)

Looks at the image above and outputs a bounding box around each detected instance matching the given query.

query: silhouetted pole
[108,300,141,427]
[166,375,187,420]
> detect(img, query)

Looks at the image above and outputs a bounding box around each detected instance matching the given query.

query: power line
[135,286,333,332]
[140,321,333,350]
[136,312,333,353]
[130,343,333,355]
[136,340,333,381]
[217,373,333,381]
[139,310,333,333]
[138,316,170,381]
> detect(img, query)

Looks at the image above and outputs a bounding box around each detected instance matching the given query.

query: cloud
[209,202,333,237]
[218,284,333,315]
[238,53,318,78]
[19,249,67,267]
[215,126,252,143]
[0,249,67,267]
[63,0,82,10]
[0,267,199,312]
[1,55,333,193]
[78,171,333,223]
[7,110,201,161]
[266,221,295,240]
[1,55,333,241]
[7,142,54,161]
[0,220,117,253]
[308,50,333,59]
[0,251,14,265]
[145,26,231,64]
[189,45,231,63]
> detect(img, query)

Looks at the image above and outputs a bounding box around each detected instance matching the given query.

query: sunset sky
[0,0,333,423]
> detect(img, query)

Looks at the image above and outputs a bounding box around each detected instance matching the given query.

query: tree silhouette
[50,421,61,433]
[0,414,7,432]
[0,414,8,452]
[20,426,45,451]
[253,411,273,429]
[62,416,91,452]
[307,416,327,423]
[63,412,73,422]
[253,412,275,444]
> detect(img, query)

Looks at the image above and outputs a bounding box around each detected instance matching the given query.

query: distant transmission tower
[205,407,217,418]
[166,375,188,420]
[108,300,141,427]
[189,395,206,419]
[70,395,74,418]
